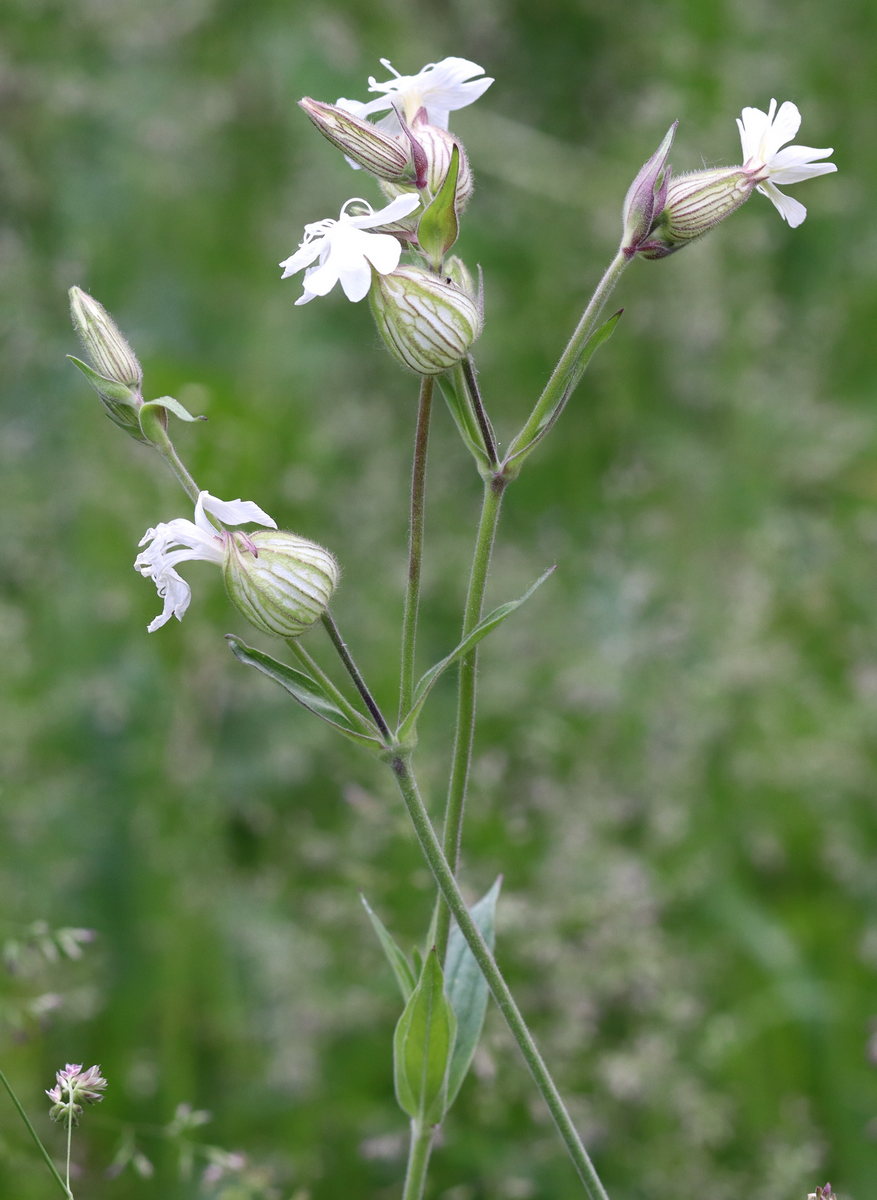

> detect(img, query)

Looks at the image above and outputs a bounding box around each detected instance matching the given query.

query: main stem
[433,475,506,961]
[390,752,610,1200]
[401,1120,435,1200]
[399,377,434,722]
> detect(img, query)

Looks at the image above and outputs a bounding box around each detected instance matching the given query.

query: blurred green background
[2,0,874,1197]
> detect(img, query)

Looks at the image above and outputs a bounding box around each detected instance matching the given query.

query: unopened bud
[223,530,339,639]
[639,167,756,258]
[444,255,477,300]
[621,122,676,257]
[69,287,142,389]
[369,265,482,375]
[381,119,474,213]
[299,97,414,182]
[68,286,148,441]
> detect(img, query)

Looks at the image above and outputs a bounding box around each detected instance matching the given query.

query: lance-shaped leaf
[436,366,493,471]
[397,567,556,741]
[361,895,416,1001]
[226,635,380,748]
[444,877,501,1106]
[505,311,622,475]
[417,143,461,269]
[393,950,457,1125]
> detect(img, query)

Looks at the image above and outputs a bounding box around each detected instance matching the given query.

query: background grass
[2,1,875,1197]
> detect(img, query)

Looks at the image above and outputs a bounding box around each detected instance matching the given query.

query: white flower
[337,56,493,135]
[737,99,836,228]
[135,491,276,632]
[279,194,420,305]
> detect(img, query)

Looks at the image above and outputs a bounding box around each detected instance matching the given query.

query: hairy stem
[401,1119,435,1200]
[321,611,392,742]
[287,638,377,734]
[390,753,610,1200]
[399,377,435,722]
[433,475,506,961]
[506,250,629,464]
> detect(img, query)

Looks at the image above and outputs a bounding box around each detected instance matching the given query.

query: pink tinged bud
[381,122,474,213]
[639,167,756,258]
[369,265,482,375]
[223,530,339,639]
[621,122,677,257]
[298,97,414,182]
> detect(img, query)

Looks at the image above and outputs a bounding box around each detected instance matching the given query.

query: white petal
[763,101,802,157]
[757,181,807,227]
[360,230,404,275]
[337,259,374,302]
[145,566,191,632]
[410,57,494,114]
[200,491,277,530]
[279,237,325,278]
[349,193,420,229]
[300,255,342,298]
[737,106,771,161]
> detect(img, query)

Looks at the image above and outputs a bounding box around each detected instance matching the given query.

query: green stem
[506,249,629,464]
[287,638,377,735]
[152,431,202,505]
[399,377,435,722]
[65,1109,73,1198]
[461,355,498,467]
[433,475,506,961]
[390,754,610,1200]
[321,611,392,742]
[0,1067,71,1198]
[401,1119,435,1200]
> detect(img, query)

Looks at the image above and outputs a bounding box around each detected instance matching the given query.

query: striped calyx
[223,530,339,639]
[369,265,482,375]
[641,167,755,258]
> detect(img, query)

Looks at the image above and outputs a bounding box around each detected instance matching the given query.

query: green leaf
[66,355,137,404]
[444,878,501,1106]
[361,895,416,1001]
[417,143,461,268]
[398,567,556,741]
[393,950,457,1125]
[226,636,380,748]
[145,395,205,423]
[507,311,622,472]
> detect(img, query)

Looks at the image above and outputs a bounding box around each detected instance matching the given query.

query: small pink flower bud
[621,122,676,257]
[46,1063,107,1125]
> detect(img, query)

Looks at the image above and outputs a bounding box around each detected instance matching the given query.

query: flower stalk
[399,376,435,720]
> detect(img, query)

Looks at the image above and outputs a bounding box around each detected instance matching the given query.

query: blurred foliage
[2,0,876,1197]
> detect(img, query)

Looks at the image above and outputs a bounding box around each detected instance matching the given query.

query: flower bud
[299,97,414,182]
[444,254,477,300]
[381,120,474,213]
[68,286,147,441]
[223,530,339,639]
[638,167,756,258]
[69,286,142,389]
[369,265,482,375]
[621,122,676,257]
